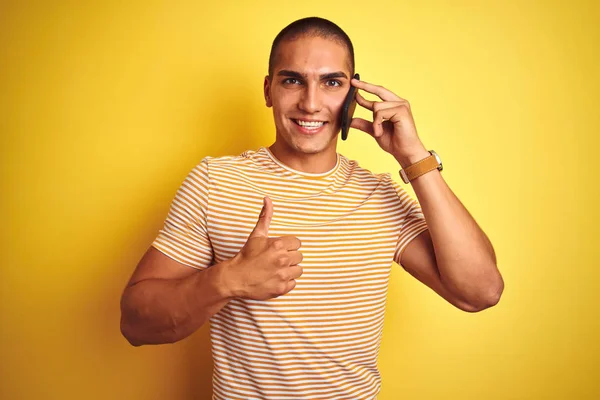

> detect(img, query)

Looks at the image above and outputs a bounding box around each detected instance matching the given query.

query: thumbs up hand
[226,196,303,300]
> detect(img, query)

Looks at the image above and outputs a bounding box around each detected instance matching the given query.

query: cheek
[329,87,346,101]
[272,93,298,116]
[328,93,346,116]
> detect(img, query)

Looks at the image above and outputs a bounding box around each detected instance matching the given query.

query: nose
[298,82,322,114]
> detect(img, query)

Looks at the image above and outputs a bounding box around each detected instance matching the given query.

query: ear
[264,75,272,107]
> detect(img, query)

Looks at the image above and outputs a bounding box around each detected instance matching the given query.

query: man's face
[264,36,353,155]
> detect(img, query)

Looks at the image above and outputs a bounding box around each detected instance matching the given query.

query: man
[120,17,504,399]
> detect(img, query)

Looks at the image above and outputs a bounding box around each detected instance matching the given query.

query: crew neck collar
[262,146,341,178]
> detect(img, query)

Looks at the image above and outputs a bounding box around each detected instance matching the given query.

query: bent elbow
[120,317,144,347]
[486,274,505,308]
[119,314,182,347]
[463,279,504,313]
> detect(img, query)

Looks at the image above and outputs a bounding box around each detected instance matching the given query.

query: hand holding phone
[340,73,360,141]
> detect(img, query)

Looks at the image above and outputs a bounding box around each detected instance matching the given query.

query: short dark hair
[268,17,355,78]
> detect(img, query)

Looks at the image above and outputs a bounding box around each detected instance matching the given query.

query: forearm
[120,260,234,346]
[398,150,503,306]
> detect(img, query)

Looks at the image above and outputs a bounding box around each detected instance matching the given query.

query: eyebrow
[277,70,349,80]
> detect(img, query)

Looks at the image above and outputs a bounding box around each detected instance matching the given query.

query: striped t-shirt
[152,146,429,400]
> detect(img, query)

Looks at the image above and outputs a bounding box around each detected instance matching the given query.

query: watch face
[430,150,443,170]
[400,169,409,183]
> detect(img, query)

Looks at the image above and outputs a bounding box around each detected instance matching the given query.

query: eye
[283,78,302,85]
[325,79,342,87]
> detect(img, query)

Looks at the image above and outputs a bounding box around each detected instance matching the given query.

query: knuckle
[276,282,288,295]
[275,269,286,280]
[277,255,288,267]
[271,239,284,250]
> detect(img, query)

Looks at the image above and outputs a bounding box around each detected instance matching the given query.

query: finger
[349,117,375,137]
[287,265,303,280]
[355,92,375,111]
[282,279,297,295]
[249,196,273,238]
[372,111,387,138]
[356,93,403,114]
[287,250,303,266]
[374,100,404,112]
[374,107,403,124]
[373,108,402,137]
[279,235,302,251]
[374,114,383,138]
[352,79,401,102]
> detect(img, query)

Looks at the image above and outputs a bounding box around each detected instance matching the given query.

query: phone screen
[340,73,360,141]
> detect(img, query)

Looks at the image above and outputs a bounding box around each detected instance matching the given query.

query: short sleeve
[390,178,429,265]
[151,158,214,270]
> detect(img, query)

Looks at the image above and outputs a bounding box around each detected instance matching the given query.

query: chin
[294,142,321,154]
[291,138,333,155]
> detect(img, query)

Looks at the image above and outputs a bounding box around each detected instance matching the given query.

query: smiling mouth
[292,119,327,128]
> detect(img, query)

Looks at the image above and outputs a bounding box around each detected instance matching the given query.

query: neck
[268,142,338,174]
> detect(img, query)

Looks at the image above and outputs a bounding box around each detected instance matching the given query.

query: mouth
[291,119,328,134]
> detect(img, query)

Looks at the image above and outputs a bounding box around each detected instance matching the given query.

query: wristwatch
[399,150,443,184]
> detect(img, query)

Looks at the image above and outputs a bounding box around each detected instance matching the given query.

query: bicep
[125,246,201,288]
[399,229,476,312]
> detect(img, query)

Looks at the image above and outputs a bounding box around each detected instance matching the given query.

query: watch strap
[399,151,442,184]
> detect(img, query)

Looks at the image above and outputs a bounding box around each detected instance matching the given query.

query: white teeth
[297,120,324,128]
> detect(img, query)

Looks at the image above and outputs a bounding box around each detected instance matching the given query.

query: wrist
[395,148,431,169]
[211,257,240,300]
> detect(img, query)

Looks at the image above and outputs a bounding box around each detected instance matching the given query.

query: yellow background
[1,1,598,399]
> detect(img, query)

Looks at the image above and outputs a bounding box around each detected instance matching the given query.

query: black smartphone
[340,73,360,141]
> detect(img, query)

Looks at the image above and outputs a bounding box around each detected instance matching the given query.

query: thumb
[350,117,375,137]
[249,196,273,238]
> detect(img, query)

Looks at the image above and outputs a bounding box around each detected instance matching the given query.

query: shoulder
[340,154,398,188]
[199,149,254,167]
[193,148,260,175]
